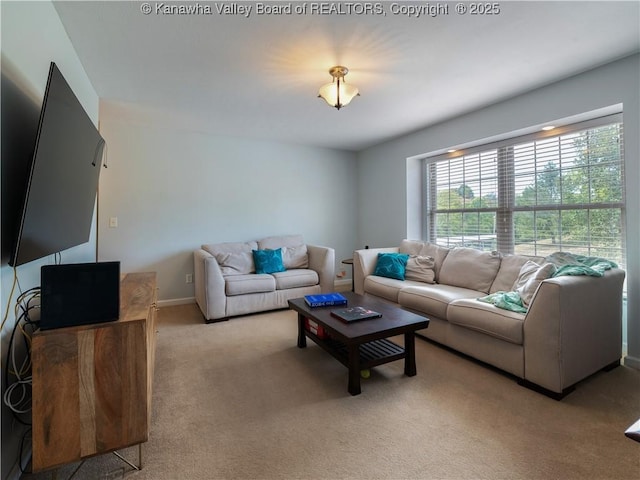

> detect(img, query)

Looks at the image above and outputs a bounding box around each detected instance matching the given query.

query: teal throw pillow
[373,253,410,280]
[252,248,286,274]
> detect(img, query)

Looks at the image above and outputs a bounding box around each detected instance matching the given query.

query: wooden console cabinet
[31,272,157,472]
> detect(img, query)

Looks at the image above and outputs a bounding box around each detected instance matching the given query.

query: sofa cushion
[490,254,545,293]
[363,276,423,303]
[253,248,286,274]
[225,274,276,296]
[513,261,556,306]
[399,240,450,282]
[374,253,410,280]
[272,269,319,290]
[258,234,304,250]
[405,255,436,283]
[203,241,258,255]
[203,241,258,275]
[214,252,255,275]
[447,298,525,344]
[399,239,427,256]
[257,235,309,269]
[281,244,309,269]
[398,284,481,320]
[438,248,501,294]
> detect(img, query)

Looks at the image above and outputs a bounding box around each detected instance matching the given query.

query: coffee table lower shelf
[309,332,406,370]
[302,327,413,395]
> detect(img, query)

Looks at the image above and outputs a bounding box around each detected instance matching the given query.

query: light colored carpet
[23,304,640,480]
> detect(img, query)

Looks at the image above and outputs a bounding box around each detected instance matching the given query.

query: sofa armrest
[194,249,227,321]
[353,247,399,295]
[307,244,335,292]
[523,268,625,393]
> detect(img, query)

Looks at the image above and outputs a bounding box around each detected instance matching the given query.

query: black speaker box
[40,261,120,330]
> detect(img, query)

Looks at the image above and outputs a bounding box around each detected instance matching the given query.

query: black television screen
[10,62,105,267]
[40,261,120,330]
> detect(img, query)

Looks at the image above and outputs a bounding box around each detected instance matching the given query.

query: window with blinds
[425,115,626,269]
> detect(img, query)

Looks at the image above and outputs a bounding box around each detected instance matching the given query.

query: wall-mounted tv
[10,62,105,267]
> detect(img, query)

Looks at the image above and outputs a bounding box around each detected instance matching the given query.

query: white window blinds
[425,114,626,269]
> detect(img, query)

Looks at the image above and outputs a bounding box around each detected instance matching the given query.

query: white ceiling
[54,1,640,151]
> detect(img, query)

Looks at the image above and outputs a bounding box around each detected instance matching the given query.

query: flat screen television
[9,62,105,267]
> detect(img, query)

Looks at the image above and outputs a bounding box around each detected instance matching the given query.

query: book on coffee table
[304,292,347,308]
[330,306,382,323]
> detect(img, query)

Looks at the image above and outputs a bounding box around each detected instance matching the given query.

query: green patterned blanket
[478,252,618,313]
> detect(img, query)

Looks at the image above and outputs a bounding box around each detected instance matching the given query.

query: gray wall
[356,54,640,369]
[0,2,100,479]
[97,106,358,302]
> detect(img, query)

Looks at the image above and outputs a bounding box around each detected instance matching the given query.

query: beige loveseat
[194,235,335,323]
[354,239,626,398]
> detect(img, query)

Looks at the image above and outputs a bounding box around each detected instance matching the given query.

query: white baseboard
[157,297,196,307]
[158,283,354,308]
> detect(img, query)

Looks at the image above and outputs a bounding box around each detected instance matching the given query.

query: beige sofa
[194,235,335,323]
[354,239,625,398]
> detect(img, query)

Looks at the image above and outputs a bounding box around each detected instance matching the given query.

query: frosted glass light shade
[318,81,359,109]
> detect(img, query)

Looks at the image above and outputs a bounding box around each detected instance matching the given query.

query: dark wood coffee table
[288,292,429,395]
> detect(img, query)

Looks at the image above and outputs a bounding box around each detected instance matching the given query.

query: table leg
[404,332,417,376]
[297,313,307,348]
[348,344,361,395]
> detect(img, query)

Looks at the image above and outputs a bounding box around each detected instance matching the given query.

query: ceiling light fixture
[318,66,359,110]
[542,125,556,131]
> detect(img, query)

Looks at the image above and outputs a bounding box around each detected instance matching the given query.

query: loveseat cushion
[224,274,275,296]
[272,269,318,290]
[282,245,309,269]
[398,284,481,320]
[490,254,545,293]
[203,241,258,256]
[258,234,304,249]
[258,235,309,268]
[438,248,501,294]
[447,298,525,344]
[203,241,258,275]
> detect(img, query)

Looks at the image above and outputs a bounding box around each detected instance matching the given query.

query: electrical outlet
[109,217,118,228]
[186,273,193,284]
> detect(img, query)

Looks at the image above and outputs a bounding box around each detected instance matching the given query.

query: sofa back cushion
[258,234,304,249]
[281,245,309,269]
[405,256,436,283]
[399,240,450,282]
[399,239,426,256]
[490,254,545,293]
[438,247,502,294]
[258,235,309,269]
[202,241,258,275]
